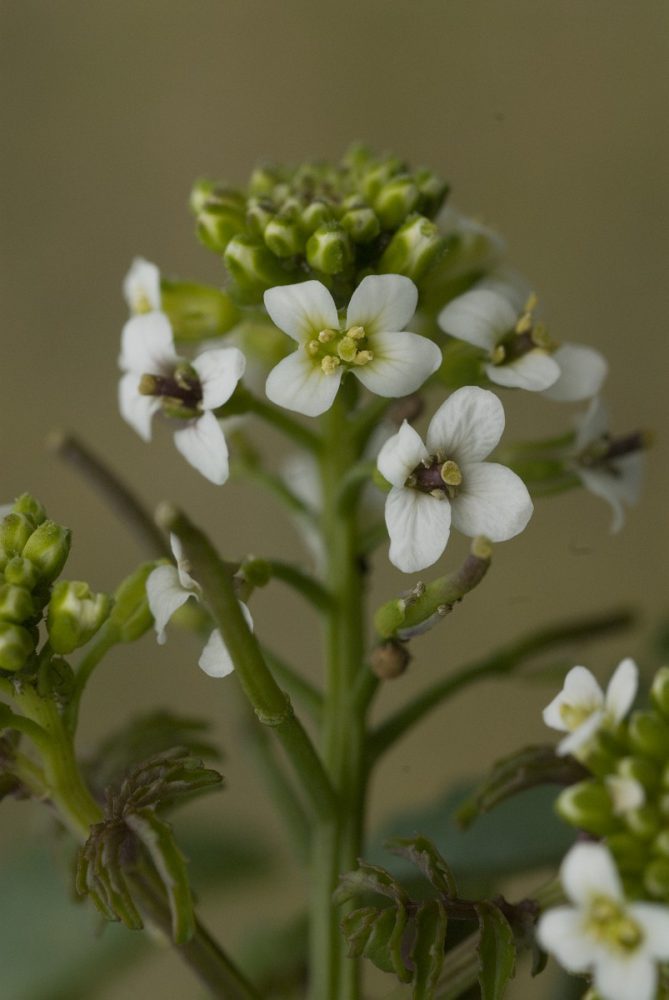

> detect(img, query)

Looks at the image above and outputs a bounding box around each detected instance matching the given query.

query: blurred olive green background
[1,1,668,997]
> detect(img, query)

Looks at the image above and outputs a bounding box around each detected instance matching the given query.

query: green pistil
[139,365,203,415]
[586,896,644,954]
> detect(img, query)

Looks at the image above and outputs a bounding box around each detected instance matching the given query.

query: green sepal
[22,521,71,584]
[2,557,40,590]
[11,495,47,526]
[378,215,447,285]
[385,834,458,897]
[305,223,352,276]
[341,906,378,958]
[475,900,516,1000]
[223,234,295,302]
[410,899,448,1000]
[0,514,35,566]
[0,622,34,672]
[161,280,240,343]
[0,584,35,625]
[556,779,619,837]
[108,562,159,643]
[46,580,112,654]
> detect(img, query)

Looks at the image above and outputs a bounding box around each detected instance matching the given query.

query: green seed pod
[47,580,112,654]
[628,710,669,762]
[305,224,352,276]
[0,584,35,624]
[651,666,669,719]
[22,521,71,584]
[643,857,669,899]
[0,622,34,672]
[556,780,619,836]
[379,215,446,284]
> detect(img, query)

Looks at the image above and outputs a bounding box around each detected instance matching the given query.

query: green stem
[232,461,317,519]
[369,608,634,763]
[66,621,120,732]
[219,388,321,454]
[158,504,337,825]
[264,559,331,613]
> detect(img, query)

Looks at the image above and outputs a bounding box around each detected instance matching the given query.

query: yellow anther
[353,350,374,366]
[337,336,358,362]
[523,292,538,313]
[321,356,341,374]
[318,329,336,343]
[134,294,152,315]
[430,489,446,500]
[491,344,506,365]
[515,311,533,334]
[615,918,643,949]
[347,325,365,341]
[306,340,321,357]
[531,322,552,349]
[440,460,462,487]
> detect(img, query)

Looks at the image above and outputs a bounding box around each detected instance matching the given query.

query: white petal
[146,564,192,642]
[192,347,246,410]
[556,708,604,756]
[346,274,418,335]
[451,462,533,541]
[606,775,645,815]
[544,665,605,732]
[353,332,441,397]
[536,907,593,972]
[118,373,160,441]
[198,603,254,678]
[485,350,561,391]
[593,951,657,1000]
[169,534,199,593]
[574,396,610,451]
[385,487,451,573]
[426,387,505,463]
[437,289,516,352]
[605,657,638,722]
[123,257,161,313]
[577,453,644,533]
[173,412,229,485]
[476,269,533,314]
[265,350,343,417]
[543,344,608,402]
[264,281,339,342]
[561,842,624,906]
[377,421,429,488]
[629,903,669,960]
[119,312,177,374]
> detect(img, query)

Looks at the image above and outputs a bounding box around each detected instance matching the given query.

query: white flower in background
[605,774,645,816]
[123,257,162,314]
[537,842,669,1000]
[437,206,506,280]
[263,275,442,417]
[571,398,644,533]
[437,286,607,400]
[376,386,533,573]
[543,658,638,757]
[118,312,245,485]
[146,534,252,678]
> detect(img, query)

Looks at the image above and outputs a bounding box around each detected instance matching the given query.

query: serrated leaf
[363,904,412,983]
[386,835,458,897]
[411,900,447,999]
[126,809,195,944]
[341,906,378,958]
[476,900,516,1000]
[335,861,408,906]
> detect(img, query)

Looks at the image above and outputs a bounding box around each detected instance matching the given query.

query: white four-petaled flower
[263,275,442,417]
[543,658,638,758]
[118,312,245,485]
[537,842,669,1000]
[437,287,607,400]
[146,534,252,678]
[376,386,533,573]
[123,257,162,314]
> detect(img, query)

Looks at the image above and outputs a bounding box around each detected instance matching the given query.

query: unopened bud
[0,584,34,624]
[2,556,39,590]
[374,176,420,229]
[22,521,71,583]
[47,580,112,654]
[341,207,381,244]
[0,622,34,672]
[629,710,669,762]
[370,640,410,680]
[300,201,334,233]
[643,858,669,899]
[246,197,275,238]
[306,224,352,275]
[240,557,271,588]
[651,666,669,719]
[379,216,446,284]
[624,804,661,840]
[360,158,404,202]
[264,217,305,258]
[195,190,247,254]
[160,280,240,343]
[224,235,292,300]
[108,563,157,643]
[248,165,281,197]
[0,513,35,564]
[11,494,47,526]
[414,169,449,218]
[617,755,660,793]
[556,780,617,836]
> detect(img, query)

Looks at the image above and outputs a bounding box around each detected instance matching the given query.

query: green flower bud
[47,580,112,654]
[160,280,240,343]
[246,197,275,238]
[625,804,661,840]
[0,513,35,565]
[22,521,71,584]
[305,224,352,275]
[643,857,669,899]
[653,829,669,858]
[11,494,47,526]
[223,234,293,301]
[264,217,305,258]
[2,556,40,590]
[556,780,618,836]
[607,832,647,873]
[617,755,660,793]
[248,165,281,197]
[189,178,219,215]
[240,558,271,588]
[651,666,669,719]
[195,190,247,254]
[374,175,420,229]
[108,563,157,642]
[0,622,34,672]
[378,216,446,284]
[341,207,380,244]
[414,169,450,218]
[359,158,404,202]
[0,584,34,624]
[628,710,669,762]
[300,200,333,234]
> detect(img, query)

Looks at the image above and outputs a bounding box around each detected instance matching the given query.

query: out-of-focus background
[1,2,668,997]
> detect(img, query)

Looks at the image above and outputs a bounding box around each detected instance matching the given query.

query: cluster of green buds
[0,496,110,673]
[556,666,669,904]
[190,145,451,303]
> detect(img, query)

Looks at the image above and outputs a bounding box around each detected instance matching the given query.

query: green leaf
[386,835,458,896]
[335,861,409,906]
[475,900,516,1000]
[125,809,195,944]
[363,906,406,977]
[341,906,378,958]
[411,900,448,1000]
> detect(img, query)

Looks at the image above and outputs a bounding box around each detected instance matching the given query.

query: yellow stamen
[321,356,341,374]
[353,350,374,366]
[440,460,462,487]
[491,344,506,365]
[347,325,365,341]
[306,340,321,357]
[318,329,336,343]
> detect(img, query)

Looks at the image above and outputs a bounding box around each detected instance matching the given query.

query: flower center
[578,431,648,474]
[406,457,463,499]
[139,365,203,415]
[306,325,374,375]
[586,895,644,954]
[133,292,154,315]
[559,702,595,732]
[490,294,554,366]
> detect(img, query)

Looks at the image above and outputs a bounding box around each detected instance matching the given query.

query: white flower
[376,386,533,573]
[146,535,252,678]
[537,842,669,1000]
[263,275,442,417]
[437,206,506,280]
[437,287,607,400]
[118,312,245,485]
[605,774,645,816]
[123,257,162,314]
[543,658,638,758]
[571,398,644,533]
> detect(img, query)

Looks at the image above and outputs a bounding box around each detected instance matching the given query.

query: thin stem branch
[369,608,634,763]
[65,621,120,732]
[231,461,316,519]
[218,388,321,454]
